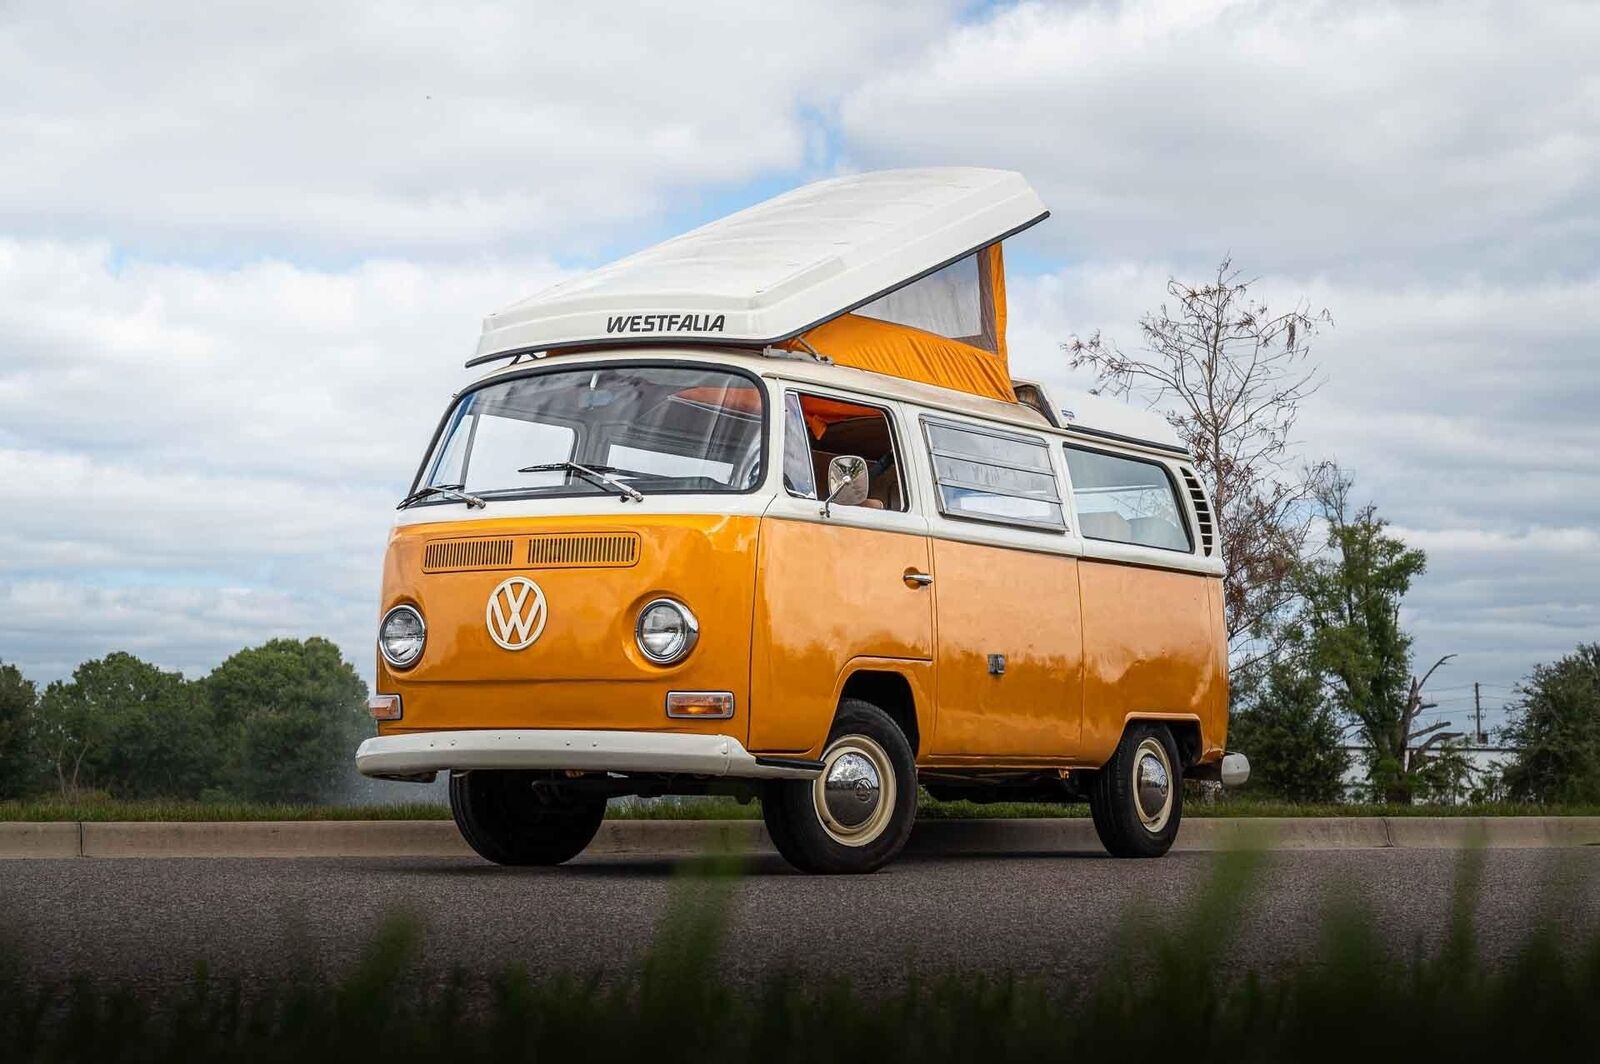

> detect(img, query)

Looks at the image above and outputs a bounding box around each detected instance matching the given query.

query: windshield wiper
[519,462,645,503]
[398,483,486,510]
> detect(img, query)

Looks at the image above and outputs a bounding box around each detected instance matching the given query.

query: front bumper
[355,728,821,782]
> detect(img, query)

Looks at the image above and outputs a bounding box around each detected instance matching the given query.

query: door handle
[903,569,934,588]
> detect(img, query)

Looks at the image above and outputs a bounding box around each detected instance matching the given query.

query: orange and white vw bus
[356,168,1248,873]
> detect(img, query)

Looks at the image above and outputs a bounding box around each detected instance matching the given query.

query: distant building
[1337,743,1519,803]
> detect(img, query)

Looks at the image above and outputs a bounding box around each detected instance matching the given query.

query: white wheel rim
[1132,736,1174,833]
[812,734,897,847]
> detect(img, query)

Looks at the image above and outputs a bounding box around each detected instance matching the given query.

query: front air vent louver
[423,537,516,572]
[1180,468,1215,557]
[527,533,639,569]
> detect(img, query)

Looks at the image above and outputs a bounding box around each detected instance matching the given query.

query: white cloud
[0,580,366,687]
[0,0,957,258]
[0,239,563,482]
[838,0,1600,278]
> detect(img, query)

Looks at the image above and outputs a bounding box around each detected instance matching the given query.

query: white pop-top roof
[471,167,1049,365]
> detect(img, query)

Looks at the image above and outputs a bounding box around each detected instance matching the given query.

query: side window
[785,392,907,512]
[922,417,1065,531]
[782,392,818,499]
[1063,446,1192,552]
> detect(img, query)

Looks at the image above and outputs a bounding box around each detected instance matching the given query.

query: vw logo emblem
[485,576,547,651]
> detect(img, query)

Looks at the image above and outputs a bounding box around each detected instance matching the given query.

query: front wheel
[449,771,606,866]
[762,699,917,874]
[1088,723,1183,858]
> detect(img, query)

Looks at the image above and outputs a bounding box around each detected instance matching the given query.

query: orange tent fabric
[780,242,1015,403]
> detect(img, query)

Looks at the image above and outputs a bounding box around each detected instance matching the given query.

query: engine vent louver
[422,537,516,572]
[1180,468,1215,557]
[422,533,640,572]
[527,533,639,568]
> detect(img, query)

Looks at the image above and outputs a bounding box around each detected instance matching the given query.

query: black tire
[449,771,606,866]
[761,699,917,874]
[1087,723,1183,858]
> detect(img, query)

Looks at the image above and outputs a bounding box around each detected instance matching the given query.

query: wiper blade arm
[519,462,645,503]
[398,483,486,510]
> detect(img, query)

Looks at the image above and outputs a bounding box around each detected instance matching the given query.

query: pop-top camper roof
[472,168,1049,402]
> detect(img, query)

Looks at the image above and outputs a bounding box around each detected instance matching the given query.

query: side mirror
[822,455,869,517]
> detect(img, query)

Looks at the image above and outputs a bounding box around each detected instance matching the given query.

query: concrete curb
[3,816,1598,859]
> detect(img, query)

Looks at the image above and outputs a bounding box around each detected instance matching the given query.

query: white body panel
[402,348,1217,576]
[473,168,1048,361]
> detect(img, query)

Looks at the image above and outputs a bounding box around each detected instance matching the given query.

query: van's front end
[356,355,816,863]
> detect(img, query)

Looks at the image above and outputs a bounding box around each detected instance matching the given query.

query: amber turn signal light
[368,694,403,721]
[664,691,735,719]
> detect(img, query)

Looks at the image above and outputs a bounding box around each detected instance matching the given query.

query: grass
[3,793,1598,822]
[2,847,1597,1062]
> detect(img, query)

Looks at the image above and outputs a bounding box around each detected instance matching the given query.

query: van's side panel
[1076,560,1222,765]
[749,516,934,755]
[1204,576,1231,761]
[925,539,1084,757]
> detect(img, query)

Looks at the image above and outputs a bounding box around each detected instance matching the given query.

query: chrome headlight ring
[379,604,426,670]
[634,598,699,665]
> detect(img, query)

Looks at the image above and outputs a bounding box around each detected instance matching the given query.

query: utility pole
[1474,682,1483,744]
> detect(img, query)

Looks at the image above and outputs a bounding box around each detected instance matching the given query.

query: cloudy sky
[3,0,1596,733]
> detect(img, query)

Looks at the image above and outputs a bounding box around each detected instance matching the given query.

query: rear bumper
[355,728,821,782]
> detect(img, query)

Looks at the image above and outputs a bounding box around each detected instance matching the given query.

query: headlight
[379,605,426,669]
[635,598,699,664]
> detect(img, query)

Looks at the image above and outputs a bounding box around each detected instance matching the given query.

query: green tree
[1296,481,1454,803]
[1502,643,1600,803]
[1413,737,1477,804]
[1227,652,1348,802]
[206,637,368,803]
[0,661,39,799]
[34,652,217,799]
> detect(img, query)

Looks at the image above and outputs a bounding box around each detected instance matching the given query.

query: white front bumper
[355,728,820,781]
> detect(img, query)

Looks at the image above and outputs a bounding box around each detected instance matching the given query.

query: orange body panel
[376,515,1227,771]
[375,514,759,742]
[1075,559,1228,766]
[926,539,1084,757]
[749,516,933,754]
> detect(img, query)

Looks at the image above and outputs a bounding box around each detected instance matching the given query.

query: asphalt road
[6,847,1599,992]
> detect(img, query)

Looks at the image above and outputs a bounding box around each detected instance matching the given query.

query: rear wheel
[449,771,606,866]
[1088,723,1183,858]
[762,699,917,874]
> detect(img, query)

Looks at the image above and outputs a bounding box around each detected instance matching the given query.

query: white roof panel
[1051,387,1185,452]
[472,168,1048,364]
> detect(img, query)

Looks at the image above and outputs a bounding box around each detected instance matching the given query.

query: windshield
[410,364,767,504]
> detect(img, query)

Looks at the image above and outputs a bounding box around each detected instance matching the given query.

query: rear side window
[1063,446,1192,552]
[922,417,1065,531]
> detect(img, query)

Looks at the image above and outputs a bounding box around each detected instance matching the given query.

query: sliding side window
[922,417,1064,531]
[1063,445,1192,552]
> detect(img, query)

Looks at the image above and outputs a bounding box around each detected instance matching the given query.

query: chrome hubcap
[1132,738,1173,832]
[823,752,881,828]
[813,735,896,847]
